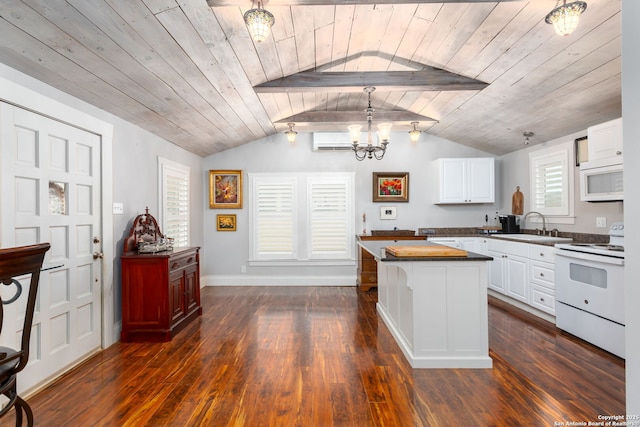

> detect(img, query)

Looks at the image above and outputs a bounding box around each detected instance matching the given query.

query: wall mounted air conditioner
[312,132,353,151]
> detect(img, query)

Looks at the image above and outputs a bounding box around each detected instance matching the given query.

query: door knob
[93,252,104,259]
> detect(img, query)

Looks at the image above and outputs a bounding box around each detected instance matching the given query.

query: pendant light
[244,2,275,43]
[545,0,587,36]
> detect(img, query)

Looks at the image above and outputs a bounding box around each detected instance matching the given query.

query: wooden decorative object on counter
[357,233,425,292]
[120,209,202,342]
[512,186,524,215]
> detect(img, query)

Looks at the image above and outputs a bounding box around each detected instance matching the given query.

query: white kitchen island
[359,240,493,369]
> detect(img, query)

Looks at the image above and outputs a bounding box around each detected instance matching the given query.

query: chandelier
[348,87,392,161]
[243,2,275,43]
[545,0,587,36]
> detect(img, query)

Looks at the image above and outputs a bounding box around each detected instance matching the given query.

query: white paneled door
[0,102,102,393]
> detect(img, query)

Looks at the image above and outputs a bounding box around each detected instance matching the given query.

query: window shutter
[530,149,569,216]
[159,158,190,248]
[308,176,351,259]
[253,177,296,259]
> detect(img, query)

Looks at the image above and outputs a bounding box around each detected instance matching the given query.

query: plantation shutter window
[308,176,353,259]
[250,173,354,264]
[159,158,190,247]
[529,146,572,218]
[251,176,297,260]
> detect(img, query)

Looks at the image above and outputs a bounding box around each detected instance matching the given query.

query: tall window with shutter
[158,157,190,247]
[250,173,354,264]
[251,175,297,260]
[529,143,573,219]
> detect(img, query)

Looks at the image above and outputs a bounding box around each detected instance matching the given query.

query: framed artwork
[575,136,588,166]
[380,206,397,220]
[216,214,237,231]
[372,172,409,202]
[209,170,243,209]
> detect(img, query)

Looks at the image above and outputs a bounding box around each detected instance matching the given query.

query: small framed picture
[575,136,588,166]
[380,206,397,220]
[216,214,237,231]
[373,172,409,202]
[209,170,243,209]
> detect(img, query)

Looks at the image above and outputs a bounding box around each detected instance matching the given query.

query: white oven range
[554,222,625,358]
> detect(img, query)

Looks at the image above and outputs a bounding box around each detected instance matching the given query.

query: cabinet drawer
[169,253,197,272]
[530,286,555,315]
[530,261,555,289]
[528,245,556,262]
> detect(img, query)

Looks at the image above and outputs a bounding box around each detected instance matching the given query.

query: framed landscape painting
[209,170,242,209]
[216,214,237,231]
[373,172,409,202]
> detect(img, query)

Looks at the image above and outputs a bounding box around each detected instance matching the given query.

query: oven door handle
[555,250,625,266]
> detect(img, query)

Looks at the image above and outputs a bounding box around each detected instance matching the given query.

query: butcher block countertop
[358,240,492,262]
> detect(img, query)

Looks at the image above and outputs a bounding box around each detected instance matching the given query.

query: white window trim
[249,172,356,266]
[158,156,190,247]
[528,141,575,225]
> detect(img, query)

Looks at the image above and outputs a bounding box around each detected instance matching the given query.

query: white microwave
[579,159,623,202]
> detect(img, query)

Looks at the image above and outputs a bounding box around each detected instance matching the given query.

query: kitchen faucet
[522,211,546,235]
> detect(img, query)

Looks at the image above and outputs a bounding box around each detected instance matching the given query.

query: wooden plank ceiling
[0,0,621,157]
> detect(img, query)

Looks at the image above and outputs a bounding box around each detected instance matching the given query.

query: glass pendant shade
[285,123,297,143]
[545,1,587,36]
[244,5,275,43]
[348,125,362,143]
[409,121,421,142]
[377,123,392,143]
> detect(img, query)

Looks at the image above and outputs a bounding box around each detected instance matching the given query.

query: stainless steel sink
[491,234,573,243]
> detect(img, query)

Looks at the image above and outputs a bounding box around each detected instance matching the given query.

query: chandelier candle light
[243,1,275,43]
[545,0,587,36]
[348,87,392,161]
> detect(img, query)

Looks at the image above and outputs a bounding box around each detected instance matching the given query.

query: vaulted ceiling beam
[208,0,521,6]
[254,70,487,93]
[275,110,437,125]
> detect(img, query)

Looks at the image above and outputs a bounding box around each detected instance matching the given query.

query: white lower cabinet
[431,236,557,317]
[487,239,529,303]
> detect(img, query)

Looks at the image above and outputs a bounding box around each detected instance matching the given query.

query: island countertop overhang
[358,240,493,262]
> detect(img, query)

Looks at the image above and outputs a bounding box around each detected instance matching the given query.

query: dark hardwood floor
[16,286,624,426]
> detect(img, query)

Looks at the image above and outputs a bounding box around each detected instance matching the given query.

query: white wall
[202,131,499,283]
[499,129,623,234]
[622,0,640,412]
[0,63,204,337]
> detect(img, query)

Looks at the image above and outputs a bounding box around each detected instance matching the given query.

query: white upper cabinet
[435,158,495,204]
[586,118,623,165]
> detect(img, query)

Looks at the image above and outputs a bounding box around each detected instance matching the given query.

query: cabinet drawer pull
[171,262,179,269]
[540,297,545,302]
[539,273,545,277]
[188,257,194,263]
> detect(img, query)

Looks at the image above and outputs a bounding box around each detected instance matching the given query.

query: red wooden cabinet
[120,247,202,342]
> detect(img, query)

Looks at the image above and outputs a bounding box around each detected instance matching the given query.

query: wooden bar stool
[0,243,50,427]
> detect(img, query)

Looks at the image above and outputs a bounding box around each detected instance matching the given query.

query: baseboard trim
[201,274,357,287]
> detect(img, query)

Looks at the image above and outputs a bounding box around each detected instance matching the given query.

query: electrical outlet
[596,217,607,228]
[241,265,247,273]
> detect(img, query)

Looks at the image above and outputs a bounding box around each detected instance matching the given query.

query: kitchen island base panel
[377,261,492,369]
